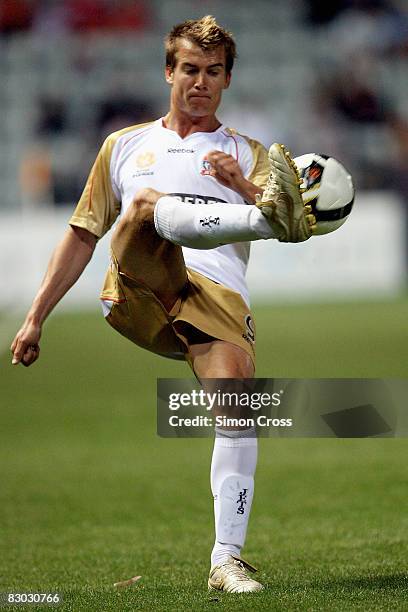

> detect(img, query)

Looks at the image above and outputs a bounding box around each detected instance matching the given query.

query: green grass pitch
[1,297,408,611]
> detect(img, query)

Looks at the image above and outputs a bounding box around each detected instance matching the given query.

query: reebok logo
[167,147,195,154]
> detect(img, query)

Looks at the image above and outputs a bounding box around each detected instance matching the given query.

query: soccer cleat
[256,143,316,242]
[208,555,264,593]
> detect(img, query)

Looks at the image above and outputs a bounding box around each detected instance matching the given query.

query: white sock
[210,426,258,568]
[154,196,275,249]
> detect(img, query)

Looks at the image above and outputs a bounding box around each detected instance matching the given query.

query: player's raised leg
[154,144,316,248]
[190,340,263,593]
[111,187,187,311]
[154,193,274,248]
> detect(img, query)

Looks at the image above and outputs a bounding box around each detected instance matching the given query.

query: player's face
[165,39,231,118]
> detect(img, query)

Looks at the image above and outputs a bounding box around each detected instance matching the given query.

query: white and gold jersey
[69,118,269,305]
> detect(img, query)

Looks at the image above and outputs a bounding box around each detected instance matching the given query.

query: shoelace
[220,559,253,583]
[263,173,280,199]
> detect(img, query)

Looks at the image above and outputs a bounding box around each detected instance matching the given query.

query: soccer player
[11,16,314,593]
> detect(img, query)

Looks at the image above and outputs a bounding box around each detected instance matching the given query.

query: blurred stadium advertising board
[247,191,406,301]
[0,191,406,312]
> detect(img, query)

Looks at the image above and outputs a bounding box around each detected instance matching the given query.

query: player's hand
[204,151,261,203]
[205,150,248,194]
[10,321,42,367]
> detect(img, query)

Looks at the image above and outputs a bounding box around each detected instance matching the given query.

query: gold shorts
[100,259,256,368]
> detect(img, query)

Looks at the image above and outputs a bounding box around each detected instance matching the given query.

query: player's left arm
[204,150,263,204]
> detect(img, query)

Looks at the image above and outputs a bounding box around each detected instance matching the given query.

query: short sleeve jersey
[69,118,269,306]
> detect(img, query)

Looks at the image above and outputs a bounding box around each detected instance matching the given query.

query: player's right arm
[11,132,122,367]
[11,225,97,367]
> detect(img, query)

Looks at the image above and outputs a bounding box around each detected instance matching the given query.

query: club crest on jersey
[200,159,212,176]
[136,151,156,169]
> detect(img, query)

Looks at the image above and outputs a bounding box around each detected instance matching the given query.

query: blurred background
[0,0,408,315]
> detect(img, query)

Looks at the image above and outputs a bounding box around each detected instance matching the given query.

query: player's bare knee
[113,190,156,239]
[131,189,157,225]
[127,188,167,235]
[134,187,164,214]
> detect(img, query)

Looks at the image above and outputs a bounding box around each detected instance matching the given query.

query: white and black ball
[294,153,355,235]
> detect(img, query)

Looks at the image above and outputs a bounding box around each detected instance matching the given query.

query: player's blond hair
[165,15,237,75]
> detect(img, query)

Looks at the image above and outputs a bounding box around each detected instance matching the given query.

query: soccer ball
[293,153,355,236]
